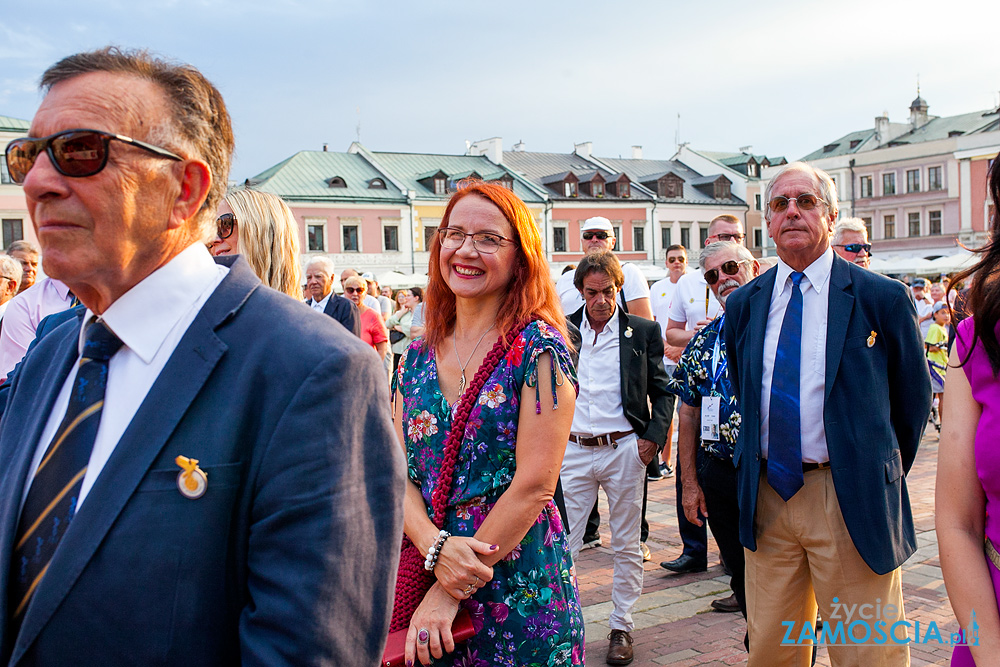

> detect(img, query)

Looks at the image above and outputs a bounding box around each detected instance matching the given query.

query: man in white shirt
[0,47,402,666]
[912,278,934,338]
[556,216,652,320]
[561,250,672,666]
[0,277,75,381]
[0,256,23,328]
[830,218,872,269]
[724,162,928,666]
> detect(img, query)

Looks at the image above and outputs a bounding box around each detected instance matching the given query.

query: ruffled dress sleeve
[510,320,579,414]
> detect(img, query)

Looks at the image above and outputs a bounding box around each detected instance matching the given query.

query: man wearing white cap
[556,217,652,321]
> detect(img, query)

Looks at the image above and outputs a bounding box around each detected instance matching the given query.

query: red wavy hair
[423,181,570,350]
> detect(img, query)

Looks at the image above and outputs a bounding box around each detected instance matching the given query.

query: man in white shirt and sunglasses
[831,218,872,269]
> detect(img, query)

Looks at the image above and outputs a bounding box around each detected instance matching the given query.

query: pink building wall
[289,205,402,254]
[550,205,649,263]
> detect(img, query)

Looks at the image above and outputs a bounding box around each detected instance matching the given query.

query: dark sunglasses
[704,259,751,286]
[666,256,686,264]
[834,243,872,255]
[217,213,236,240]
[582,231,610,240]
[344,286,366,294]
[4,128,183,184]
[768,193,826,213]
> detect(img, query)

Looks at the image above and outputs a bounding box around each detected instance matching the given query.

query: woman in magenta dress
[938,152,1000,665]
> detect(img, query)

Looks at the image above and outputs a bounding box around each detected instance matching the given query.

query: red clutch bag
[382,609,475,667]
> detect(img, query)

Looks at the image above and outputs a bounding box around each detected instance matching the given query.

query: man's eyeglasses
[768,193,826,213]
[4,128,183,184]
[344,286,366,294]
[833,243,872,255]
[713,233,745,242]
[666,257,686,264]
[704,259,751,286]
[582,231,610,241]
[217,213,236,240]
[438,227,513,254]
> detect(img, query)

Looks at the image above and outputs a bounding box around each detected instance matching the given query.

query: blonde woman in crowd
[210,188,303,300]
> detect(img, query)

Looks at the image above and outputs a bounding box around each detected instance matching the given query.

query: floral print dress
[396,320,585,667]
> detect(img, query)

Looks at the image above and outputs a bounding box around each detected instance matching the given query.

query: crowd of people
[0,46,996,667]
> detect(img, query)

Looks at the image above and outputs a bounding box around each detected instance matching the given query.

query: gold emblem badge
[867,331,877,348]
[175,455,208,499]
[625,327,633,338]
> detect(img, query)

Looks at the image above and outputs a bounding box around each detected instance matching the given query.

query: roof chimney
[468,137,503,164]
[512,140,526,152]
[874,112,890,144]
[322,143,328,152]
[631,145,642,159]
[573,141,592,158]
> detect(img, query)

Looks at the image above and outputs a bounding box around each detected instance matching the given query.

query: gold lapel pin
[867,331,877,348]
[175,455,208,499]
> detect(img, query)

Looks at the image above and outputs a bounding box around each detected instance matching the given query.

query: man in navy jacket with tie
[0,47,403,666]
[724,162,930,666]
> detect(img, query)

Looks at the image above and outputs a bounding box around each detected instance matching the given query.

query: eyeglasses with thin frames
[713,233,745,242]
[438,227,513,254]
[5,128,183,184]
[768,193,827,214]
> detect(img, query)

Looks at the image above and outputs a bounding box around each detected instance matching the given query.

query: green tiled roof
[248,151,406,203]
[370,151,544,203]
[0,115,30,133]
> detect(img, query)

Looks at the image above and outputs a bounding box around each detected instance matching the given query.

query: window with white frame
[929,210,942,235]
[383,225,399,251]
[661,225,672,249]
[305,217,326,252]
[883,172,896,196]
[755,193,762,210]
[862,217,873,239]
[884,214,895,239]
[906,169,920,193]
[633,226,645,252]
[552,225,567,252]
[342,221,360,252]
[928,166,942,191]
[612,225,621,251]
[908,212,920,237]
[2,219,23,248]
[422,218,441,251]
[859,175,873,198]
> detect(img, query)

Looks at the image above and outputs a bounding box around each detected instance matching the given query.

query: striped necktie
[767,272,805,502]
[8,318,123,636]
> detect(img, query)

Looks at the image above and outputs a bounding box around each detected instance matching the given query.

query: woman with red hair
[393,182,584,666]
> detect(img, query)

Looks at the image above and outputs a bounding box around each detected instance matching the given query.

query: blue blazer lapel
[0,322,80,652]
[825,256,855,401]
[747,269,775,409]
[11,257,257,662]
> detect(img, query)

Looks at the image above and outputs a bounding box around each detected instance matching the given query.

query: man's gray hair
[0,255,23,285]
[832,218,869,245]
[6,240,39,256]
[764,162,839,223]
[699,241,754,270]
[306,255,336,276]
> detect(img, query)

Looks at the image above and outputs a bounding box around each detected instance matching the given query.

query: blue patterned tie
[767,272,805,502]
[8,318,123,635]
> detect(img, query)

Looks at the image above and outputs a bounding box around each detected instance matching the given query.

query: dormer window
[564,182,577,197]
[368,178,386,189]
[327,176,347,188]
[665,178,682,198]
[593,181,604,197]
[620,182,630,198]
[434,178,447,195]
[714,180,731,199]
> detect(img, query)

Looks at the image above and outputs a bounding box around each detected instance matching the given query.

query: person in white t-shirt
[664,215,745,347]
[556,217,652,320]
[648,244,688,478]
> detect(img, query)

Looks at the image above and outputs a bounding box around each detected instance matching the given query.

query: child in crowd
[926,301,951,431]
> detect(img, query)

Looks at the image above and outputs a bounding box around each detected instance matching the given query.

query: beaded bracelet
[423,530,451,572]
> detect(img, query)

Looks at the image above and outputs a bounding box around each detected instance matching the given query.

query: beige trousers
[745,469,909,667]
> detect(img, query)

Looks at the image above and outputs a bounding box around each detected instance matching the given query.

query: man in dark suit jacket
[304,255,361,336]
[724,162,930,666]
[0,48,403,666]
[561,250,671,666]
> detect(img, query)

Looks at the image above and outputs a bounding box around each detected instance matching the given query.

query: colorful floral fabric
[668,313,740,460]
[396,320,585,666]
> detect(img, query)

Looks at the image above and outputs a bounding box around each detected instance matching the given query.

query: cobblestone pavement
[574,430,955,666]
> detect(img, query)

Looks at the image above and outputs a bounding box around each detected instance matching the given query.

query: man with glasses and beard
[0,47,402,665]
[724,162,929,666]
[672,242,759,627]
[831,218,872,269]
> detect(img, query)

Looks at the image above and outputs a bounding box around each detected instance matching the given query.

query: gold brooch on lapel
[175,455,208,499]
[625,327,633,338]
[867,331,877,348]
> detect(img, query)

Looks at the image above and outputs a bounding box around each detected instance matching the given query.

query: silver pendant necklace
[453,323,496,395]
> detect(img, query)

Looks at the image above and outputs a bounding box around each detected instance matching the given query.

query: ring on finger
[417,628,430,644]
[463,584,475,596]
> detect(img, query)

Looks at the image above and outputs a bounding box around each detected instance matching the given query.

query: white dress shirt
[557,262,650,316]
[665,270,721,329]
[571,310,633,436]
[0,278,74,380]
[759,248,833,463]
[22,244,228,509]
[308,293,332,313]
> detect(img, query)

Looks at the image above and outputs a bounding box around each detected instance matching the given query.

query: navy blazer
[306,293,361,337]
[568,307,673,448]
[723,254,931,575]
[0,256,404,666]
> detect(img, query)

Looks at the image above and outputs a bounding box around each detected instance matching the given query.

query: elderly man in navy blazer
[724,162,930,666]
[0,47,404,666]
[304,255,361,336]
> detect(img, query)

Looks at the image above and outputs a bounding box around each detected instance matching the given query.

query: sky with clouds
[3,0,997,182]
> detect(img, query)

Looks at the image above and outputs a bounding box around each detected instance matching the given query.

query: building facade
[0,115,33,249]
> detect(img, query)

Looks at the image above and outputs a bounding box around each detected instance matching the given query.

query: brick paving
[574,430,956,666]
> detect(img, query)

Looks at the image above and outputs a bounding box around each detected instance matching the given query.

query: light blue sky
[3,0,997,182]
